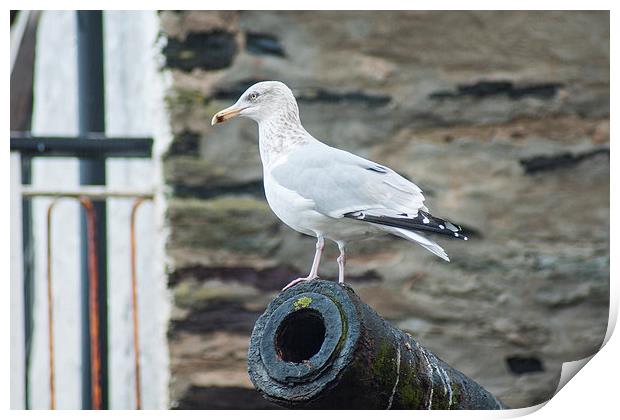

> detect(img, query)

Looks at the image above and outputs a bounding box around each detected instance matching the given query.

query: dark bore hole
[275,309,326,363]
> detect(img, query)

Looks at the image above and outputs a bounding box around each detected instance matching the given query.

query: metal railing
[11,10,159,409]
[12,122,154,410]
[12,143,155,408]
[31,190,154,409]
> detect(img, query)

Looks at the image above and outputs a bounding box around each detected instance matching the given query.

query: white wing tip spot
[439,225,445,229]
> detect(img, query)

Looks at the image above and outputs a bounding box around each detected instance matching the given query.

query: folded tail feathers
[380,225,450,261]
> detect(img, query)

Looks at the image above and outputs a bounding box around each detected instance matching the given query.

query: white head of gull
[212,81,468,291]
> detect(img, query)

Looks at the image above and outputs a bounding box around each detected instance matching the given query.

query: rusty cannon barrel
[247,279,506,409]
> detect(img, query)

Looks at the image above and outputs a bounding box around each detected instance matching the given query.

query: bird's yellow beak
[211,105,245,126]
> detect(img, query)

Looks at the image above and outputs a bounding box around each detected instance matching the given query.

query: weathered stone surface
[167,196,281,257]
[164,31,238,71]
[159,11,609,409]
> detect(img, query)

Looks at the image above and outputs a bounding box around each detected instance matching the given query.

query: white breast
[263,164,380,242]
[263,166,318,236]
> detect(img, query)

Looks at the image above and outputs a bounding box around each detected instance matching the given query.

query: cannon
[247,280,506,409]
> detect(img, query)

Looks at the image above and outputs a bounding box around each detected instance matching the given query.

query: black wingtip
[345,210,470,240]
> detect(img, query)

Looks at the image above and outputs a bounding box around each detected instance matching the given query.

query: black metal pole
[77,10,108,409]
[10,134,153,158]
[248,280,506,409]
[21,157,34,409]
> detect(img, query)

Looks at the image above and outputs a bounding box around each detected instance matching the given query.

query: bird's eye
[249,92,259,101]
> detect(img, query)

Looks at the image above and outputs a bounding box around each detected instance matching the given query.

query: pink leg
[282,236,325,291]
[336,242,346,285]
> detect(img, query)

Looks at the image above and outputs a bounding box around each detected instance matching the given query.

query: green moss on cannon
[293,296,313,310]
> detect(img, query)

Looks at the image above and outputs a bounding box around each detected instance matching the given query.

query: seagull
[212,81,468,291]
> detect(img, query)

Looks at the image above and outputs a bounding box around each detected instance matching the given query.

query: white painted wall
[21,10,171,409]
[104,11,171,410]
[30,11,81,409]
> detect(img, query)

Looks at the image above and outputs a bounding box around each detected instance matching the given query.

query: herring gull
[212,81,468,290]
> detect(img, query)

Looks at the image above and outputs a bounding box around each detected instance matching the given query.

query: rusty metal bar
[22,187,154,200]
[45,199,59,410]
[33,192,152,409]
[77,11,108,407]
[77,197,103,410]
[129,197,147,409]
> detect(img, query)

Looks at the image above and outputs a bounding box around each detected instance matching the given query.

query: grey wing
[270,143,427,218]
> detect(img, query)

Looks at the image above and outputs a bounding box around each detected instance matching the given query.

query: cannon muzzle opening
[248,280,506,410]
[276,308,326,363]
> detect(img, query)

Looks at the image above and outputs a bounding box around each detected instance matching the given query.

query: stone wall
[158,11,609,409]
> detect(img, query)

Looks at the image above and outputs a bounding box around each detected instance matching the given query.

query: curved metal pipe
[45,199,59,409]
[45,196,102,409]
[33,192,153,409]
[129,197,147,409]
